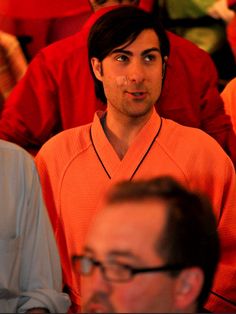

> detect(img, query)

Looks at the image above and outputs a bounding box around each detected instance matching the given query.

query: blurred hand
[207,0,235,23]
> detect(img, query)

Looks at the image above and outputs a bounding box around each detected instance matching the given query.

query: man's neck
[101,110,154,160]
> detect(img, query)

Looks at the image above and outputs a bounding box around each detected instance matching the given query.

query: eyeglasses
[72,255,184,282]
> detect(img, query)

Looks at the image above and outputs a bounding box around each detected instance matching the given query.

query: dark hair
[105,176,220,310]
[88,6,170,103]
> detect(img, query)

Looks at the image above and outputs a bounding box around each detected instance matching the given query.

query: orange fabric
[36,110,236,313]
[221,78,236,133]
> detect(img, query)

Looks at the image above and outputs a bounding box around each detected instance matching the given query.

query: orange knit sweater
[36,110,236,313]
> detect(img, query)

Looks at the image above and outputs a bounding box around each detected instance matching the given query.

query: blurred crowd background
[0,0,235,109]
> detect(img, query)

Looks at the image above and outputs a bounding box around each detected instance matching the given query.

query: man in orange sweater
[36,6,236,313]
[1,0,235,167]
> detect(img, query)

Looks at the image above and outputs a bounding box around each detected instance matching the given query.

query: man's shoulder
[38,31,86,64]
[0,140,33,162]
[27,30,88,80]
[36,8,112,64]
[37,123,92,163]
[0,140,36,183]
[165,31,218,92]
[156,118,235,182]
[222,78,236,96]
[163,118,219,142]
[161,119,231,162]
[167,31,212,60]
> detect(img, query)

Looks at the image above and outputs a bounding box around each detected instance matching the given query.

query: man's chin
[83,302,115,313]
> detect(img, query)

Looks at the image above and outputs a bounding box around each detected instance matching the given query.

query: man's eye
[116,55,129,62]
[144,55,156,62]
[107,263,130,277]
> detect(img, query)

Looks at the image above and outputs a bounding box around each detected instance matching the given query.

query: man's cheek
[116,76,129,87]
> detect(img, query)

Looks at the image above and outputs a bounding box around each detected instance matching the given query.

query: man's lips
[87,303,110,313]
[125,91,147,99]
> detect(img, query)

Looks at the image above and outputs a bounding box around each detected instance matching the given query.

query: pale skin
[207,0,235,23]
[81,200,204,313]
[91,29,167,159]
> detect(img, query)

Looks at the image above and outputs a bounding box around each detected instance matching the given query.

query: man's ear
[164,56,168,62]
[173,267,204,312]
[91,57,103,81]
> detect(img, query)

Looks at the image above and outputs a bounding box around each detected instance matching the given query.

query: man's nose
[127,60,145,84]
[89,265,112,294]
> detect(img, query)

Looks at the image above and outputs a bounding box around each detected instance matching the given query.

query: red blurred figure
[0,0,92,59]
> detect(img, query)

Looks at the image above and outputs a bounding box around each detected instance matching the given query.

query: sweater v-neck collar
[90,110,162,181]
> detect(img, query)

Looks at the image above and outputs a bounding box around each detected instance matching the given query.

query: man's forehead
[84,245,144,262]
[85,200,167,262]
[103,198,166,215]
[89,199,167,238]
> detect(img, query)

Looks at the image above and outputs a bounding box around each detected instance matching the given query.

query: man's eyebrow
[83,246,94,254]
[108,250,144,263]
[83,247,143,262]
[110,48,133,56]
[141,48,161,56]
[110,47,161,56]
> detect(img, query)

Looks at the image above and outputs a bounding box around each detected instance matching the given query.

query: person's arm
[0,51,59,150]
[191,0,219,13]
[0,31,27,103]
[221,78,236,129]
[220,78,236,169]
[204,157,236,312]
[164,32,236,168]
[207,0,235,23]
[17,155,70,312]
[185,135,236,312]
[35,139,83,313]
[196,49,236,168]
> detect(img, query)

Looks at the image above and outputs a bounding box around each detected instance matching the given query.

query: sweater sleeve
[176,129,236,312]
[205,157,236,312]
[35,144,80,312]
[196,50,236,168]
[221,78,236,132]
[220,78,236,168]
